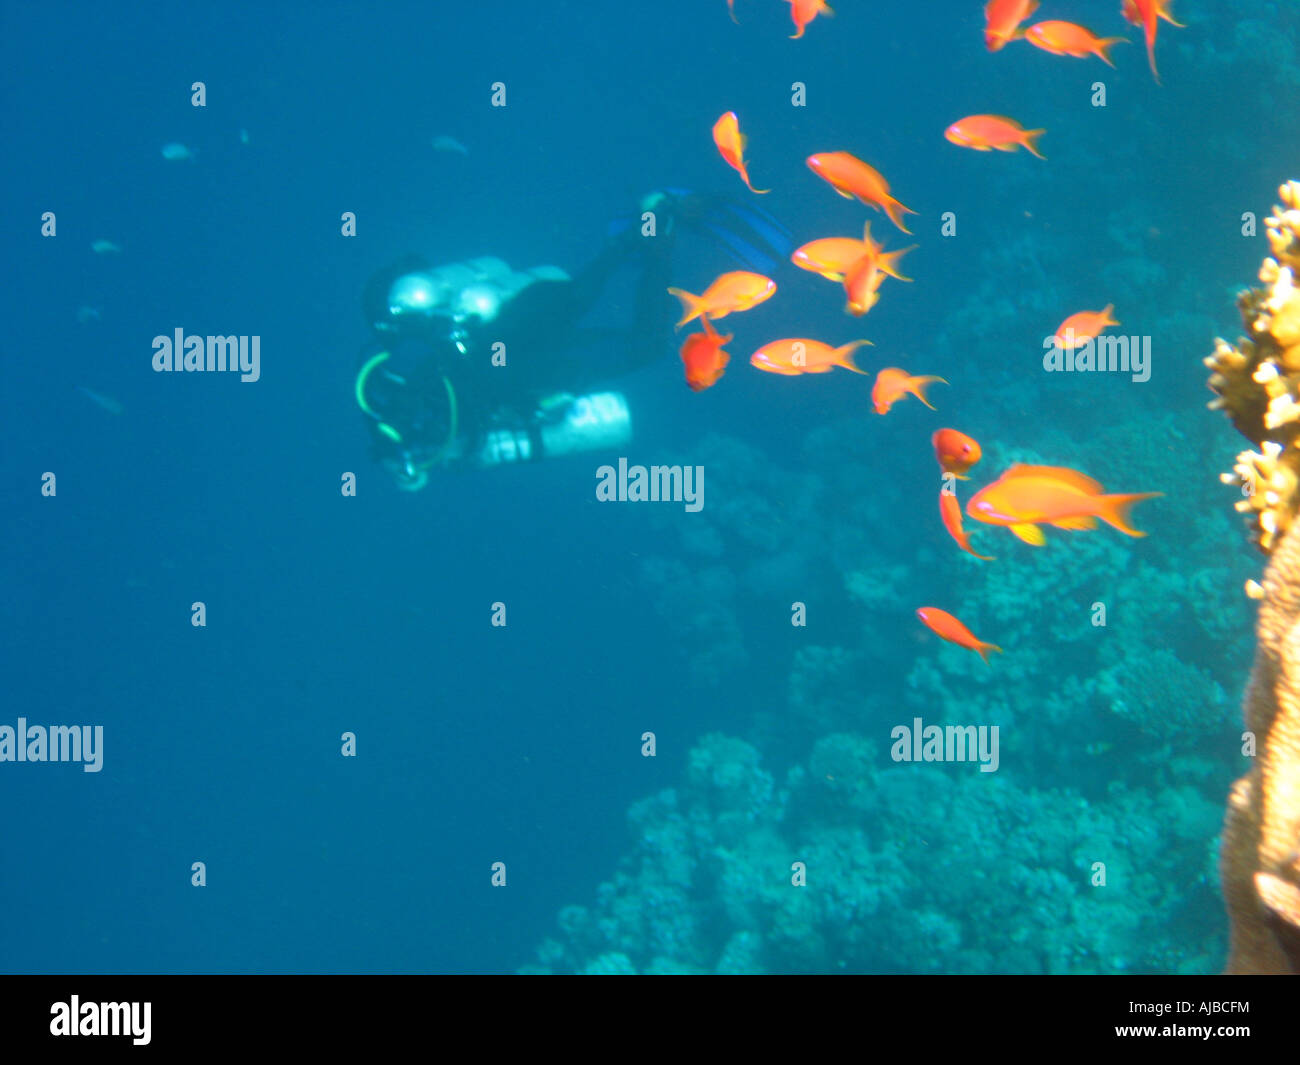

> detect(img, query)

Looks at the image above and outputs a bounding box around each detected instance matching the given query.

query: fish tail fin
[879,245,917,282]
[835,340,873,374]
[667,287,704,328]
[1146,34,1161,83]
[1097,492,1162,537]
[976,641,1003,665]
[727,0,740,24]
[1102,303,1120,327]
[882,196,915,235]
[743,173,772,194]
[1160,1,1186,28]
[1022,129,1047,160]
[1096,37,1128,67]
[912,376,947,409]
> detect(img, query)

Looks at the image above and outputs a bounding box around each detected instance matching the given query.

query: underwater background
[2,0,1299,974]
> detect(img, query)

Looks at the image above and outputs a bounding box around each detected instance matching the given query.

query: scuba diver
[354,189,793,490]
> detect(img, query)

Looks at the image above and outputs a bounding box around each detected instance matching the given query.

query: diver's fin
[630,189,795,275]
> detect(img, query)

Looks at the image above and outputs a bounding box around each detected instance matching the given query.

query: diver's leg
[621,221,675,371]
[487,206,677,377]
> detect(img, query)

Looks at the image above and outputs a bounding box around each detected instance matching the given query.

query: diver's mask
[384,258,571,329]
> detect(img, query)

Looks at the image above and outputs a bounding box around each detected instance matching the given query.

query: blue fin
[698,220,784,275]
[608,189,794,273]
[686,194,794,273]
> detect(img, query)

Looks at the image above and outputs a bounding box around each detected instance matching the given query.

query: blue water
[2,0,1297,974]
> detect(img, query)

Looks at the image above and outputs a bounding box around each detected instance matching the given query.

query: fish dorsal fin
[861,220,880,252]
[1000,464,1104,495]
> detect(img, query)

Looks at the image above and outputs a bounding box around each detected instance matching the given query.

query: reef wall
[1211,181,1300,973]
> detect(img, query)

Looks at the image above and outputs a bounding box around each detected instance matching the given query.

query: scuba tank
[476,392,632,467]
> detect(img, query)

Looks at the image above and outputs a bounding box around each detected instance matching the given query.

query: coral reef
[1209,180,1300,972]
[524,733,1225,974]
[1209,181,1300,553]
[1221,502,1300,974]
[602,399,1247,972]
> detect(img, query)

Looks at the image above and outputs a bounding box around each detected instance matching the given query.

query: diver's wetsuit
[457,226,674,426]
[359,220,673,462]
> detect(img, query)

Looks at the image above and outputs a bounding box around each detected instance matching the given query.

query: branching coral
[1209,181,1300,552]
[1212,179,1300,973]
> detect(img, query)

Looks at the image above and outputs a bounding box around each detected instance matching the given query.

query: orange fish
[843,254,887,317]
[788,0,833,39]
[840,224,916,316]
[966,464,1161,545]
[713,112,769,195]
[792,236,871,282]
[932,429,982,478]
[1024,21,1126,66]
[945,115,1045,159]
[871,367,946,414]
[680,316,733,392]
[940,488,995,561]
[667,271,776,328]
[727,0,739,24]
[750,337,870,376]
[806,152,916,234]
[1052,305,1118,349]
[792,222,913,284]
[917,607,1002,664]
[1122,0,1184,84]
[984,0,1038,51]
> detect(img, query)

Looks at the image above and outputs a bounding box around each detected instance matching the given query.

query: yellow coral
[1210,181,1300,552]
[1215,180,1300,973]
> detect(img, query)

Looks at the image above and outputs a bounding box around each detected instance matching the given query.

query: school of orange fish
[676,0,1174,663]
